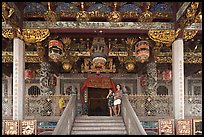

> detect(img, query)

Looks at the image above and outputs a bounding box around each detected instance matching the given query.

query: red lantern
[50,75,57,87]
[140,75,147,87]
[25,69,35,79]
[49,40,63,62]
[162,70,172,81]
[135,41,150,63]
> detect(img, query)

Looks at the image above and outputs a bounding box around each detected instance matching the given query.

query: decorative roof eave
[2,21,201,31]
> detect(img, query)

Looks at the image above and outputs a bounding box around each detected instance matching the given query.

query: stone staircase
[71,116,127,135]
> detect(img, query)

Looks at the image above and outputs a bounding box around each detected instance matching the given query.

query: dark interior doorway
[88,88,109,116]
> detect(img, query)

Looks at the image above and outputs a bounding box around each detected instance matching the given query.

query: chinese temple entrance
[88,88,109,116]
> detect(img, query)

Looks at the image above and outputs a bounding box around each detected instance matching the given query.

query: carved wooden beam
[2,51,202,64]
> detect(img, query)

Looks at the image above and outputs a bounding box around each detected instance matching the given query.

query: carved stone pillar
[145,62,157,116]
[39,62,54,115]
[172,38,184,119]
[13,37,25,120]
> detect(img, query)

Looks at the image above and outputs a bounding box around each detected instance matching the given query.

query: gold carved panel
[3,120,20,135]
[81,58,116,73]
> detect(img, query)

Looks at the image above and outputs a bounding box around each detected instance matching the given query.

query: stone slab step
[74,119,123,123]
[72,126,126,131]
[71,130,127,135]
[73,122,125,126]
[76,116,122,119]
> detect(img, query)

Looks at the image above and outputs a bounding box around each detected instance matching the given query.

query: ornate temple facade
[2,2,202,135]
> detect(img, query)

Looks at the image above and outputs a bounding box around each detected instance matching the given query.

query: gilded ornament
[108,11,121,22]
[107,2,121,22]
[44,2,60,22]
[194,12,202,23]
[2,2,14,22]
[63,62,72,71]
[183,30,198,40]
[125,62,135,72]
[76,11,90,21]
[148,29,180,46]
[138,11,153,22]
[36,42,45,59]
[61,37,71,46]
[76,2,90,21]
[2,29,14,39]
[22,29,50,44]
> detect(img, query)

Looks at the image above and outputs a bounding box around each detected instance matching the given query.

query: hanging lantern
[90,39,108,69]
[25,69,35,79]
[140,75,147,87]
[48,40,63,62]
[162,70,172,81]
[135,40,150,63]
[50,75,57,87]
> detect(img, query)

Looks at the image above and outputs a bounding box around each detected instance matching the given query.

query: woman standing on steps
[113,84,123,116]
[106,89,114,116]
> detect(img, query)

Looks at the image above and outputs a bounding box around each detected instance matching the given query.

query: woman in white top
[113,84,123,116]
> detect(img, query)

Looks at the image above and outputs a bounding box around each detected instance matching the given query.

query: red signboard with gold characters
[3,120,20,135]
[3,120,37,135]
[20,120,37,135]
[158,119,175,135]
[176,119,192,135]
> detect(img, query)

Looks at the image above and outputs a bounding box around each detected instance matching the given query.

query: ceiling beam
[3,21,201,32]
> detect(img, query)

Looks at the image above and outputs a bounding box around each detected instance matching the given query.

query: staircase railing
[121,94,147,135]
[52,94,77,135]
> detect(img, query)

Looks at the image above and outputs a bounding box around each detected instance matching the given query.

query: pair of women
[106,84,123,116]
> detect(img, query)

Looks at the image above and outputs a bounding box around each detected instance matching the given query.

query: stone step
[76,116,123,120]
[74,119,123,123]
[72,126,126,131]
[71,116,127,135]
[71,130,127,135]
[73,122,125,126]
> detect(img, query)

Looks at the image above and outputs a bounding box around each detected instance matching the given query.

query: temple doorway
[88,88,109,116]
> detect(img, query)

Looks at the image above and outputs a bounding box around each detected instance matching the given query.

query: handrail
[52,95,77,135]
[121,94,147,135]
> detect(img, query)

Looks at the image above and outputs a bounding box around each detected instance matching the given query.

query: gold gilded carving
[44,2,60,22]
[183,30,198,40]
[2,2,14,22]
[138,2,153,22]
[22,29,50,44]
[148,30,179,46]
[81,58,116,73]
[108,2,121,22]
[2,29,14,39]
[76,2,90,21]
[36,42,45,59]
[148,29,198,45]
